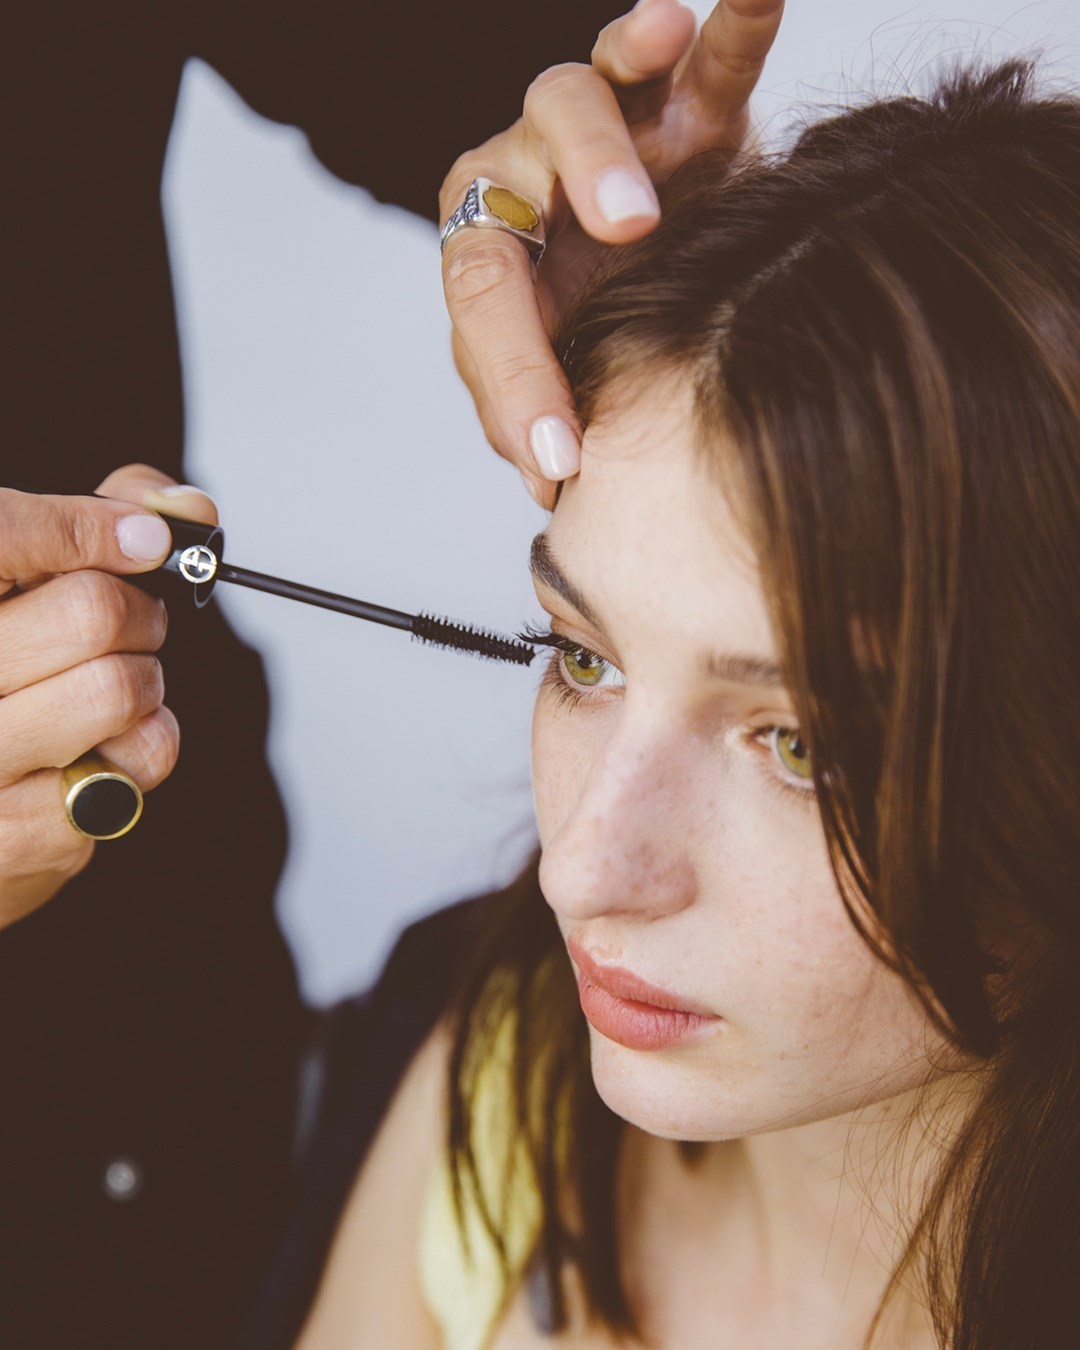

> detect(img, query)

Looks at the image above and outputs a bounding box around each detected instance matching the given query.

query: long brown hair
[449,61,1080,1348]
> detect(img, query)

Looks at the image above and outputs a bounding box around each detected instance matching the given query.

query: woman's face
[530,379,959,1141]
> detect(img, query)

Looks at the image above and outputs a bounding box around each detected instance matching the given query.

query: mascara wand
[8,485,535,666]
[153,511,537,667]
[215,560,535,665]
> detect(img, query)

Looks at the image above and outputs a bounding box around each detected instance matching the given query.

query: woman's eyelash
[540,655,589,710]
[761,761,818,808]
[518,622,605,710]
[518,621,574,651]
[748,727,819,807]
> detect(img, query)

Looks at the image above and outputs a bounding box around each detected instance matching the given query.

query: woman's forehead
[544,392,779,662]
[557,385,756,577]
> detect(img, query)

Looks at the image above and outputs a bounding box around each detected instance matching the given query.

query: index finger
[442,229,580,487]
[0,489,173,592]
[682,0,785,130]
[96,464,220,528]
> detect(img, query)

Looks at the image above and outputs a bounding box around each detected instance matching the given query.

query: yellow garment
[418,1012,542,1350]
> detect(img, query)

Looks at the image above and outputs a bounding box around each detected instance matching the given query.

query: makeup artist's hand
[0,466,217,931]
[441,0,783,507]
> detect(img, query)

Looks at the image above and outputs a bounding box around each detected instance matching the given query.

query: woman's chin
[586,1028,747,1142]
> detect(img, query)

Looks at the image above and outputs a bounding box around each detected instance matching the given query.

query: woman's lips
[567,938,722,1051]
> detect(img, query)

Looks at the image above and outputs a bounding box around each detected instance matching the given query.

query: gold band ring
[62,753,144,840]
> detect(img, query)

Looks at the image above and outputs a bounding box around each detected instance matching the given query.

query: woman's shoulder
[239,893,502,1350]
[295,888,549,1350]
[295,1018,452,1348]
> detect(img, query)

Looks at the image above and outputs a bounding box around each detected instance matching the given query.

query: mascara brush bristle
[412,613,536,666]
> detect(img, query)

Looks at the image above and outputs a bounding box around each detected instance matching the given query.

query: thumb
[0,487,173,590]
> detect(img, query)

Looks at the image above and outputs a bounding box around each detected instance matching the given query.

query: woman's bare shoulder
[294,1022,451,1349]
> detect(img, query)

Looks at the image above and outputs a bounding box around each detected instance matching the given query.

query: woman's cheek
[530,693,594,848]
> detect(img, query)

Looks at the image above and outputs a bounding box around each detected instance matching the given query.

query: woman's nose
[538,717,699,923]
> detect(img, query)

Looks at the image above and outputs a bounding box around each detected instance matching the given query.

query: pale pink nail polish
[595,168,660,225]
[529,416,581,480]
[153,484,212,499]
[116,514,171,562]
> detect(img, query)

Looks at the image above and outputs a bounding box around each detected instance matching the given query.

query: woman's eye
[516,625,625,701]
[562,645,624,690]
[770,726,813,780]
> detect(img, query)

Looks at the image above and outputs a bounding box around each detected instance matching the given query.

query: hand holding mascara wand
[10,486,538,844]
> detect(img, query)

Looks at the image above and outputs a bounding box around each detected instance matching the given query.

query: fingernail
[151,484,212,499]
[116,514,171,562]
[595,168,660,225]
[529,416,581,480]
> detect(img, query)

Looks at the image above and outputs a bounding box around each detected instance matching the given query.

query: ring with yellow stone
[440,177,546,262]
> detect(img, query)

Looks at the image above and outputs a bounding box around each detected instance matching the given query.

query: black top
[0,5,621,1346]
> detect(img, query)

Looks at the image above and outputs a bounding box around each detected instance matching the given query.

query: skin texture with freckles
[523,379,976,1346]
[531,380,966,1143]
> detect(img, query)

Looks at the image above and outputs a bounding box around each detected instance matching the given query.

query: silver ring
[440,178,546,263]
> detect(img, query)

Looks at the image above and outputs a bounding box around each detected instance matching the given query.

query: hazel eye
[772,727,813,780]
[562,645,623,689]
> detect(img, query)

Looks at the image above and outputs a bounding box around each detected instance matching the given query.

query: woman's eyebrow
[702,652,786,688]
[530,533,787,689]
[530,533,602,628]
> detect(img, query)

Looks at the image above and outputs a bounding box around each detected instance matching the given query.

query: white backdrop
[161,1,1080,1005]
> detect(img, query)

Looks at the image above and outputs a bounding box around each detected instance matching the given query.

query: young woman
[296,59,1079,1349]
